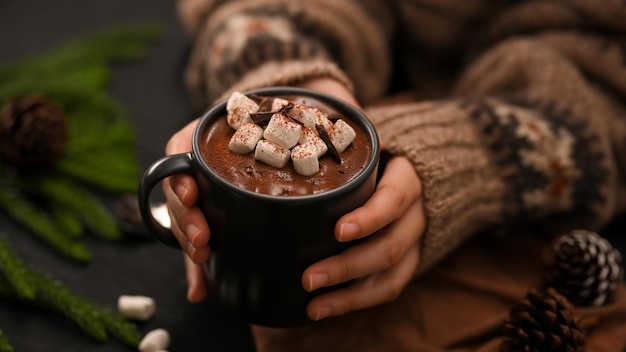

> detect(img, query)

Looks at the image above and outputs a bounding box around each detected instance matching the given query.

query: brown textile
[251,231,626,352]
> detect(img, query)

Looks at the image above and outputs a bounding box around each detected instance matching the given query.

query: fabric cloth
[175,0,626,350]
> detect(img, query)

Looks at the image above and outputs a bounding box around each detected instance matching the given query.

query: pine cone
[500,288,589,352]
[0,95,68,167]
[543,229,623,307]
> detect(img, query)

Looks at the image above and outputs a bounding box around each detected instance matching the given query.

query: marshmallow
[226,107,254,130]
[299,127,327,157]
[255,140,290,168]
[291,144,320,176]
[263,113,302,149]
[286,104,319,130]
[139,329,170,352]
[117,295,156,321]
[229,123,264,154]
[226,91,259,114]
[271,97,290,111]
[329,119,356,153]
[316,113,334,134]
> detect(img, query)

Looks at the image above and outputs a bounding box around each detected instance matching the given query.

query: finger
[163,173,198,208]
[163,178,211,263]
[184,255,209,303]
[307,242,419,321]
[336,156,421,242]
[165,119,198,155]
[303,199,425,292]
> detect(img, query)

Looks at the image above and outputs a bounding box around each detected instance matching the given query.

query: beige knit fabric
[176,0,626,349]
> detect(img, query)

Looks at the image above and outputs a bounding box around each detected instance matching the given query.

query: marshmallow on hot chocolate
[227,107,254,130]
[299,127,328,157]
[286,105,319,130]
[226,91,259,114]
[224,93,357,176]
[329,119,356,153]
[271,97,290,111]
[291,143,320,176]
[255,139,290,168]
[229,123,264,154]
[263,113,302,149]
[316,113,334,134]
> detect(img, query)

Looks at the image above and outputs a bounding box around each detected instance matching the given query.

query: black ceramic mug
[138,86,380,327]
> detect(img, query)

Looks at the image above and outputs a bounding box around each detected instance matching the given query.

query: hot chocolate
[200,93,372,196]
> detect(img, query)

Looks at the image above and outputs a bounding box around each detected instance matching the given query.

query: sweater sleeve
[366,1,626,274]
[177,0,394,106]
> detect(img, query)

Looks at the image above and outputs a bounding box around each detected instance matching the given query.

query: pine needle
[51,206,84,240]
[0,235,141,348]
[0,186,91,263]
[55,158,139,193]
[0,235,35,299]
[22,175,123,241]
[0,329,13,352]
[0,23,162,86]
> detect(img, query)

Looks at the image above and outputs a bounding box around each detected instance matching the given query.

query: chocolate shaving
[279,102,294,114]
[280,103,304,126]
[327,113,341,122]
[315,123,341,164]
[248,93,264,104]
[249,111,274,125]
[257,97,274,112]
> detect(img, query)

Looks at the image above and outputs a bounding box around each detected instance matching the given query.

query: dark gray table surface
[0,1,255,351]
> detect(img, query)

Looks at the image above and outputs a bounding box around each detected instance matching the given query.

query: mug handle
[138,152,195,249]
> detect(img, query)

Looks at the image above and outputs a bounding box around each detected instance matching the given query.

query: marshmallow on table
[329,119,356,153]
[291,143,320,176]
[299,127,327,157]
[263,113,302,149]
[139,328,170,352]
[255,139,290,168]
[117,295,156,321]
[229,123,264,154]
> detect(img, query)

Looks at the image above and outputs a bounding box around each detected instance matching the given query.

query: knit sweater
[177,0,626,275]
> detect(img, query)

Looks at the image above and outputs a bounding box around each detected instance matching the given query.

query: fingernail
[315,305,333,321]
[187,224,201,246]
[308,273,329,292]
[175,184,188,202]
[338,222,359,242]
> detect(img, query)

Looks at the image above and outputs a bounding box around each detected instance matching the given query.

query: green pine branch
[0,184,91,264]
[0,329,13,352]
[55,157,139,193]
[22,175,122,241]
[51,206,84,240]
[0,235,141,348]
[0,24,162,87]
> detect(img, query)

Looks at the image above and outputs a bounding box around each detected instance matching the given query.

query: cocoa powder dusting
[201,96,371,196]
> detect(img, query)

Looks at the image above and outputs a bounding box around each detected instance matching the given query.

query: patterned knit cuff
[214,59,355,103]
[365,101,508,273]
[183,0,390,106]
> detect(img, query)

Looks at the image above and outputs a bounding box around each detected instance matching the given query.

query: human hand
[299,78,426,320]
[162,118,212,303]
[302,155,425,321]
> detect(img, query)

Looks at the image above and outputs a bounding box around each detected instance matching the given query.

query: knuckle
[383,237,405,267]
[337,260,359,282]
